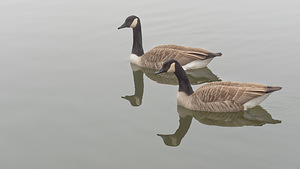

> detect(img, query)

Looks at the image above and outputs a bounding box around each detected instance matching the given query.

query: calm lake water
[1,0,300,168]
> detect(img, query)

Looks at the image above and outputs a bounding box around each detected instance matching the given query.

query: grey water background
[1,0,300,168]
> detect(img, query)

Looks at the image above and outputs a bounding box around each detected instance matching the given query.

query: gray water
[1,0,300,168]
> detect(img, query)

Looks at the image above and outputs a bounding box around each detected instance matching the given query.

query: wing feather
[193,82,269,105]
[154,44,211,53]
[141,47,209,69]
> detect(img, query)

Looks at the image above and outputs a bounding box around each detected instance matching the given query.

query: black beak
[155,68,165,75]
[118,23,127,29]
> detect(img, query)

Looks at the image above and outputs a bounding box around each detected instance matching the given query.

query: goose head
[118,15,140,29]
[155,59,178,74]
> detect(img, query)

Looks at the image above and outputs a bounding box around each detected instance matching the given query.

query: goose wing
[200,81,267,88]
[193,82,272,105]
[154,44,211,54]
[141,46,210,69]
[154,44,222,60]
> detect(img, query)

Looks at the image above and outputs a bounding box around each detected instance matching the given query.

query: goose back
[140,45,218,69]
[177,81,281,112]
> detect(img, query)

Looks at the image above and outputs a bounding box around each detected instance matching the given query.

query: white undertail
[182,58,213,70]
[243,94,270,110]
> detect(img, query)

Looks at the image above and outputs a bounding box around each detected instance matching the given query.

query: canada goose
[155,59,282,112]
[158,105,280,147]
[118,15,222,70]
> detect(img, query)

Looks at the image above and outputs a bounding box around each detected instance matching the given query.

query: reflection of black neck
[133,70,144,99]
[122,69,144,107]
[157,111,192,147]
[174,63,194,95]
[132,22,144,56]
[175,115,193,140]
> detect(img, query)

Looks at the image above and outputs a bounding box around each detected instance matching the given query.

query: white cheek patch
[130,18,138,28]
[167,62,176,73]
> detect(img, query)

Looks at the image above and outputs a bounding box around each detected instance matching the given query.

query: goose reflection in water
[158,105,281,147]
[122,63,220,106]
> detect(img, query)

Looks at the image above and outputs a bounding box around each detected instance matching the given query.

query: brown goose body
[156,60,282,113]
[137,44,221,70]
[118,15,221,70]
[177,81,281,112]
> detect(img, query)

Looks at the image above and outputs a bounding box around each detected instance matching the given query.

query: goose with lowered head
[118,15,222,70]
[155,59,282,112]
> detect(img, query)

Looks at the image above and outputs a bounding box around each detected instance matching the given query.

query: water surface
[0,0,300,169]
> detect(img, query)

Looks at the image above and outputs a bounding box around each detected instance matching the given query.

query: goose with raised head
[155,59,282,112]
[118,15,222,70]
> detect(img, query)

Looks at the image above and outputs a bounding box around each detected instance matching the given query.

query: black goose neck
[174,63,194,95]
[132,22,144,56]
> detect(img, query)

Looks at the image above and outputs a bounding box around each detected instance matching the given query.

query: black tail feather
[266,86,282,93]
[208,52,222,58]
[214,52,222,56]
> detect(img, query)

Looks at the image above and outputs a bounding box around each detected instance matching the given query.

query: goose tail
[214,52,222,56]
[208,52,222,58]
[266,86,282,93]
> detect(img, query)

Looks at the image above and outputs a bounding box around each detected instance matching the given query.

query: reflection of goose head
[157,134,181,147]
[157,134,183,147]
[121,95,142,106]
